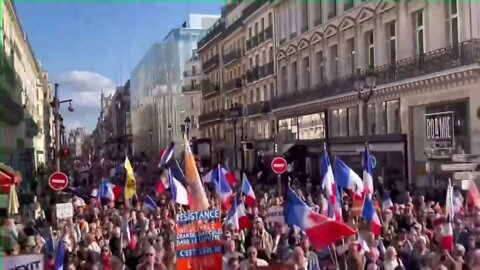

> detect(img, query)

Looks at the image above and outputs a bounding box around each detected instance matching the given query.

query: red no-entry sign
[271,157,288,174]
[49,172,68,191]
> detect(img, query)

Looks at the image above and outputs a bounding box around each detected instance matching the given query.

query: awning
[0,163,22,185]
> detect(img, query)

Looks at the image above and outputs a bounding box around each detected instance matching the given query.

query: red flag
[225,171,237,186]
[441,222,454,251]
[468,179,480,209]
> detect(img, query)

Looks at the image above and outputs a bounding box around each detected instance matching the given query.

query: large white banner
[2,254,44,270]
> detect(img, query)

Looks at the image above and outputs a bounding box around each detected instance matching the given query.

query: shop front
[409,99,469,194]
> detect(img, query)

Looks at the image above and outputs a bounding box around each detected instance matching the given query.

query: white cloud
[53,71,116,133]
[54,71,116,109]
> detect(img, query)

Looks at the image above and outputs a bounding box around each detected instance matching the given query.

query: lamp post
[184,116,191,138]
[167,123,172,142]
[53,83,74,172]
[228,103,243,170]
[353,68,377,136]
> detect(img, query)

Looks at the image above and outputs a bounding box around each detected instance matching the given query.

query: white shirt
[239,258,268,270]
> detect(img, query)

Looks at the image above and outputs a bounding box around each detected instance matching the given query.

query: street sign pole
[271,157,288,196]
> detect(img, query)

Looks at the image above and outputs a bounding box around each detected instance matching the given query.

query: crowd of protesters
[1,154,480,270]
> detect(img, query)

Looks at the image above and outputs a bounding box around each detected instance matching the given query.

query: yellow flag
[124,157,136,200]
[184,134,210,211]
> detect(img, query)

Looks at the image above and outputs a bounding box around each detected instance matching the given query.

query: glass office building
[131,14,219,155]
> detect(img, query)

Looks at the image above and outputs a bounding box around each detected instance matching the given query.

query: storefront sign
[2,254,44,270]
[425,111,454,148]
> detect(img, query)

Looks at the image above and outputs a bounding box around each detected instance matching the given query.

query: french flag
[284,186,356,251]
[159,143,174,168]
[203,166,235,186]
[468,178,480,209]
[155,171,169,195]
[361,144,382,237]
[241,174,256,207]
[143,195,158,212]
[334,157,364,197]
[321,150,342,222]
[55,238,66,270]
[442,181,455,251]
[381,191,394,210]
[99,179,115,201]
[169,168,189,205]
[226,197,251,231]
[212,164,233,210]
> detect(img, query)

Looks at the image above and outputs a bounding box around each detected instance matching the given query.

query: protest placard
[176,209,222,270]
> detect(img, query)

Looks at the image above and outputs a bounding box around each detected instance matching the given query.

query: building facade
[67,127,85,157]
[1,0,49,179]
[271,0,480,190]
[181,50,202,140]
[197,1,277,170]
[131,14,219,156]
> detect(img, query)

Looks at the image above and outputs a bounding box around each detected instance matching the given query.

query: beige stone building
[1,0,51,177]
[272,0,480,190]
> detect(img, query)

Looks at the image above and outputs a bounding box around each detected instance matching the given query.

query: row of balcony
[271,38,480,110]
[223,77,243,92]
[183,70,200,78]
[198,21,226,49]
[198,101,272,125]
[223,49,242,66]
[246,62,275,83]
[0,50,24,126]
[246,26,273,51]
[181,84,201,93]
[201,79,220,96]
[202,54,220,72]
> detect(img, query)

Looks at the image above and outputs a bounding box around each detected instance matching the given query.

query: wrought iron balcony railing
[271,39,480,110]
[202,54,220,72]
[198,21,225,49]
[223,78,243,92]
[247,101,271,116]
[202,79,220,96]
[223,49,242,66]
[182,85,201,93]
[199,109,224,124]
[183,70,199,77]
[246,67,260,83]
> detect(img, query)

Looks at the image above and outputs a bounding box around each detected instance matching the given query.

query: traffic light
[61,147,71,157]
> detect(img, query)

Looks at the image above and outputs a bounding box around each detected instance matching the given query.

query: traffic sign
[49,172,68,191]
[271,157,288,174]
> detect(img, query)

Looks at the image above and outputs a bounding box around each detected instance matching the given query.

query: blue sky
[15,1,222,132]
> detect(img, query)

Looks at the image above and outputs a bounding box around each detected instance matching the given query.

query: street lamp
[53,83,74,172]
[167,123,172,142]
[228,103,243,170]
[354,68,377,136]
[184,116,191,138]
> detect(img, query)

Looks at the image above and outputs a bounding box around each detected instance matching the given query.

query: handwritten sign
[3,254,44,270]
[55,202,73,219]
[267,205,284,224]
[176,209,222,270]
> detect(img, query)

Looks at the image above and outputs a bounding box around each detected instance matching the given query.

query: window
[315,1,322,25]
[268,47,273,63]
[447,0,459,47]
[348,106,359,136]
[301,0,309,32]
[268,12,273,26]
[270,82,275,98]
[365,30,375,68]
[261,18,265,31]
[291,61,298,92]
[367,104,376,135]
[330,45,338,79]
[377,102,386,134]
[281,66,287,95]
[330,110,340,137]
[303,56,310,89]
[249,27,252,39]
[192,65,197,75]
[386,100,401,133]
[386,21,396,63]
[413,10,425,55]
[347,38,355,74]
[263,85,268,101]
[339,109,348,137]
[316,51,324,83]
[329,1,337,18]
[256,88,261,103]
